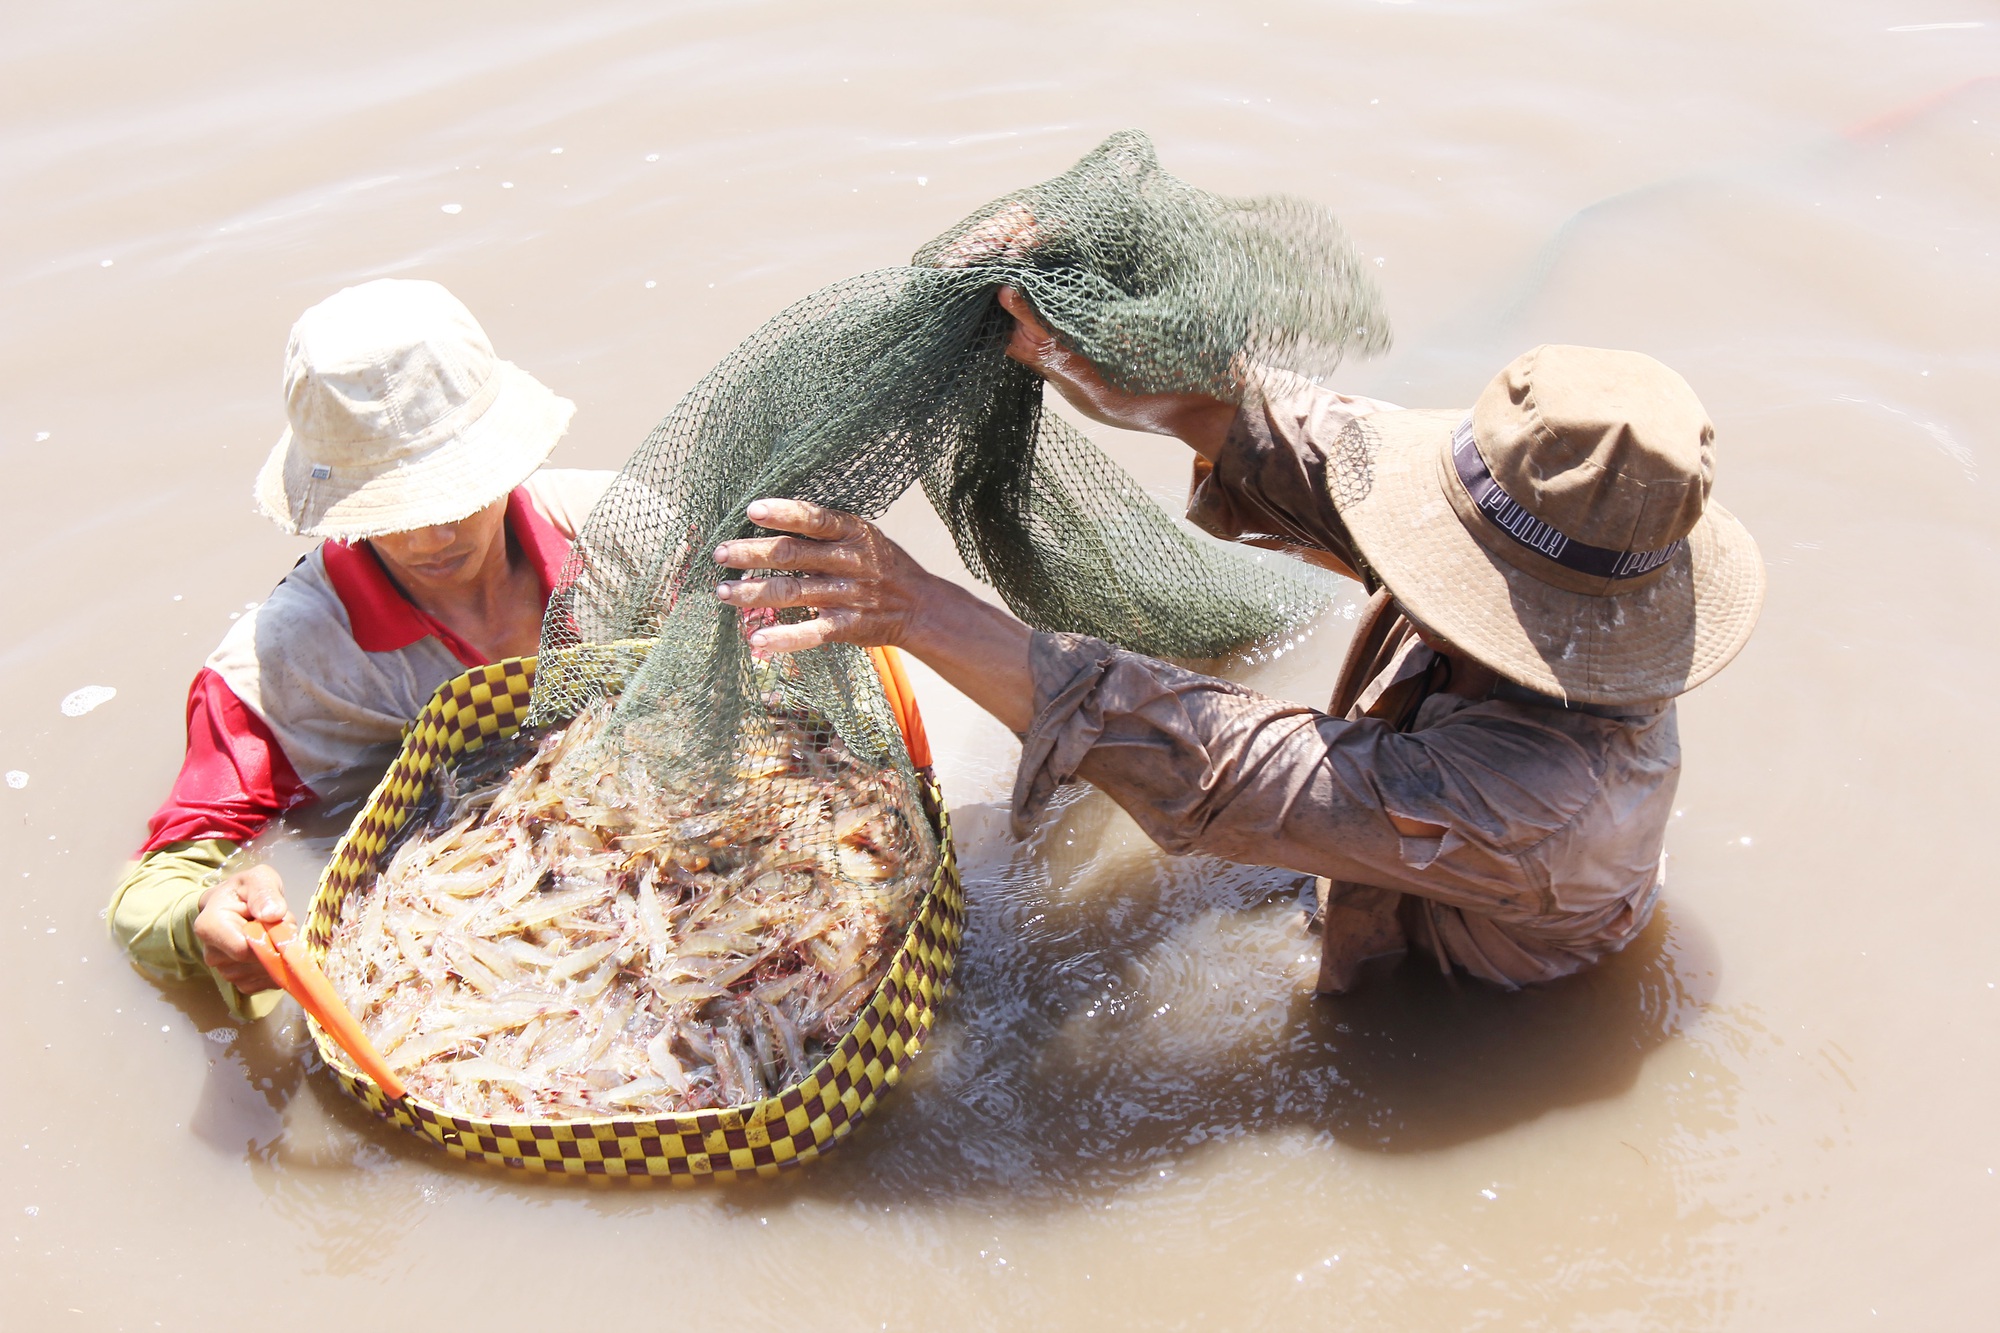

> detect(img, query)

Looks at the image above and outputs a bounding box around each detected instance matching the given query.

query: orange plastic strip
[241,921,294,994]
[249,921,407,1100]
[867,645,933,770]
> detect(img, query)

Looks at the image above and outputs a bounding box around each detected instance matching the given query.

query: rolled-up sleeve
[108,839,284,1021]
[1013,633,1616,925]
[1187,368,1399,584]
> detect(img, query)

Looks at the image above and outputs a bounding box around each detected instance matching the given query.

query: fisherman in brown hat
[713,289,1765,991]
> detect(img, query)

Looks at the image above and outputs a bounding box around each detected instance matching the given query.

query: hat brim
[1331,408,1766,705]
[255,361,573,540]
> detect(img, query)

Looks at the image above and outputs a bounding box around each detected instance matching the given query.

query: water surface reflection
[800,792,1719,1204]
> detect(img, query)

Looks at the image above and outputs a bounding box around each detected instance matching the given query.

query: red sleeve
[140,668,315,854]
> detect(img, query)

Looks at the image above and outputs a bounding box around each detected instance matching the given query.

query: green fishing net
[527,131,1388,825]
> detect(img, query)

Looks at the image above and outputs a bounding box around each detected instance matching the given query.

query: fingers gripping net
[529,132,1389,813]
[911,130,1389,395]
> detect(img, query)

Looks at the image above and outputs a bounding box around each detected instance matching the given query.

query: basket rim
[303,651,960,1141]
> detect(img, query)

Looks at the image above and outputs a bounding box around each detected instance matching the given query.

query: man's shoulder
[200,543,459,778]
[205,548,348,668]
[1422,692,1671,749]
[1247,365,1402,433]
[523,468,618,539]
[1411,695,1679,814]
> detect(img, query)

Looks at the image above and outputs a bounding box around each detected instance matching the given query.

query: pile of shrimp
[323,699,933,1119]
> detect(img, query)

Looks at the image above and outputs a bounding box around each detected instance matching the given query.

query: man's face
[370,496,509,597]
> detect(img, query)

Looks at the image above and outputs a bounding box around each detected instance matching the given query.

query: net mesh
[527,131,1389,825]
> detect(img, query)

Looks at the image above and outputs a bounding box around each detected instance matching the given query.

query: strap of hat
[1451,416,1684,581]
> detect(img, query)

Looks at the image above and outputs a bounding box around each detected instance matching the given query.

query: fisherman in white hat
[110,279,614,1018]
[714,289,1765,992]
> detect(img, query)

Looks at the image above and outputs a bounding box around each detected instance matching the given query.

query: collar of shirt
[1350,632,1437,718]
[318,485,569,667]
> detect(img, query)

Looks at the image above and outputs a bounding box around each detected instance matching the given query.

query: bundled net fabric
[322,132,1389,1119]
[530,130,1389,797]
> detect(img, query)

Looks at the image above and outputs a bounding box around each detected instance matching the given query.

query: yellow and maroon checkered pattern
[302,651,964,1181]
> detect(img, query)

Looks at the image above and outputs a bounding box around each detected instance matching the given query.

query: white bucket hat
[255,278,574,539]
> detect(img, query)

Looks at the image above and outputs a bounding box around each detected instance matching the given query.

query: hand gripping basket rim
[301,648,964,1182]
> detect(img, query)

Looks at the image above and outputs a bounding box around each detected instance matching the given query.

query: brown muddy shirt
[1013,371,1677,991]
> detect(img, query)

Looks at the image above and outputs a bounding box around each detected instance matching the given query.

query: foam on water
[58,685,115,716]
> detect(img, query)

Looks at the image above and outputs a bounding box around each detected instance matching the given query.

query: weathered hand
[932,202,1040,268]
[996,287,1237,457]
[194,864,292,993]
[713,499,942,654]
[718,499,1040,733]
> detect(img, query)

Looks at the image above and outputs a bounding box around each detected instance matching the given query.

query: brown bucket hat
[1329,344,1765,705]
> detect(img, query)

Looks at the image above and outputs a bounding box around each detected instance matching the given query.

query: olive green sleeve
[107,840,284,1022]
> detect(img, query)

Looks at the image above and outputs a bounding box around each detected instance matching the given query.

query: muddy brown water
[5,1,1998,1327]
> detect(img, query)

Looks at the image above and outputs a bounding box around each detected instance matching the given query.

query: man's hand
[194,865,293,994]
[714,499,943,654]
[714,498,1039,733]
[932,202,1040,268]
[997,287,1238,459]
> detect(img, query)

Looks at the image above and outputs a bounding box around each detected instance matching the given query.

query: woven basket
[302,653,964,1180]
